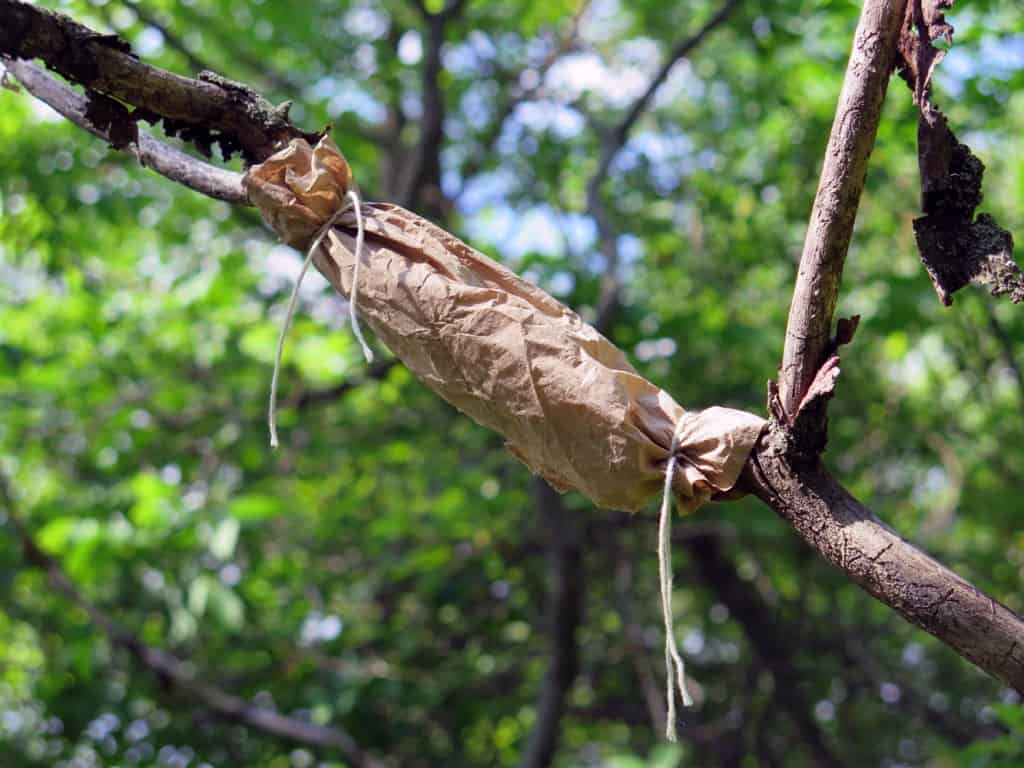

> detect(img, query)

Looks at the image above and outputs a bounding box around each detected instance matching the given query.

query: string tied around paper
[268,188,373,448]
[659,417,694,741]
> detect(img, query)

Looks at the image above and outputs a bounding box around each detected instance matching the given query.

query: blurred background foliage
[1,0,1023,766]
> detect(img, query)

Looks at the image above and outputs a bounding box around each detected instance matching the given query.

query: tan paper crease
[244,137,766,513]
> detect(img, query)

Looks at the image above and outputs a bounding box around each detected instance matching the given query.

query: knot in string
[268,189,372,448]
[659,418,694,741]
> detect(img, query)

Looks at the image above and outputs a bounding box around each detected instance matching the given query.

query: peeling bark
[0,0,317,163]
[4,59,248,204]
[896,0,1022,305]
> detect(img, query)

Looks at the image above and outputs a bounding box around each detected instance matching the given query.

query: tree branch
[400,1,467,219]
[777,0,906,417]
[3,58,248,204]
[747,451,1024,692]
[584,0,742,325]
[751,0,1024,694]
[0,0,316,163]
[0,471,384,768]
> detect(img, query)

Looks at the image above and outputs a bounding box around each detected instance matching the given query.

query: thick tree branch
[3,58,248,204]
[777,0,907,417]
[0,471,384,768]
[747,450,1024,693]
[752,0,1024,694]
[0,0,316,163]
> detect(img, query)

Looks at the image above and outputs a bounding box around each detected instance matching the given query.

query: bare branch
[777,0,908,418]
[757,0,1024,695]
[0,471,385,768]
[746,448,1024,693]
[4,58,248,204]
[0,0,316,163]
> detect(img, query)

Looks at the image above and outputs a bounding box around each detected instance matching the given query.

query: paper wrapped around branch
[245,138,766,512]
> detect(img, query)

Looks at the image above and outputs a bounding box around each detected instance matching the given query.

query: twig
[4,58,248,204]
[585,0,742,212]
[585,0,743,326]
[0,0,316,163]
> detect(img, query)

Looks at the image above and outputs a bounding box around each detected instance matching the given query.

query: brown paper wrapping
[244,138,766,512]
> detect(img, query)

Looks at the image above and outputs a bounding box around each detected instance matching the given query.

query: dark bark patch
[0,0,321,164]
[83,91,138,151]
[897,0,1022,305]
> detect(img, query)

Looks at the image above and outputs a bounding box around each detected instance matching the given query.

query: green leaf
[228,494,279,521]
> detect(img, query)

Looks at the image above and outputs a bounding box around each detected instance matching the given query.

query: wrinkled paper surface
[245,138,766,512]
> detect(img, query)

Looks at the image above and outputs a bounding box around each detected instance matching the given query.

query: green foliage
[1,0,1023,766]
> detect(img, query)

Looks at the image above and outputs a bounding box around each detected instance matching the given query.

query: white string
[659,422,693,741]
[345,189,374,365]
[268,189,372,449]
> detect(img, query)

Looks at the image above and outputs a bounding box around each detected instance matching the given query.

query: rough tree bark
[746,0,1024,694]
[777,0,905,418]
[2,0,1022,728]
[0,0,316,163]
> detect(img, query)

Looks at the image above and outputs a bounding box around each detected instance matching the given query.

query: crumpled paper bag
[244,137,766,512]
